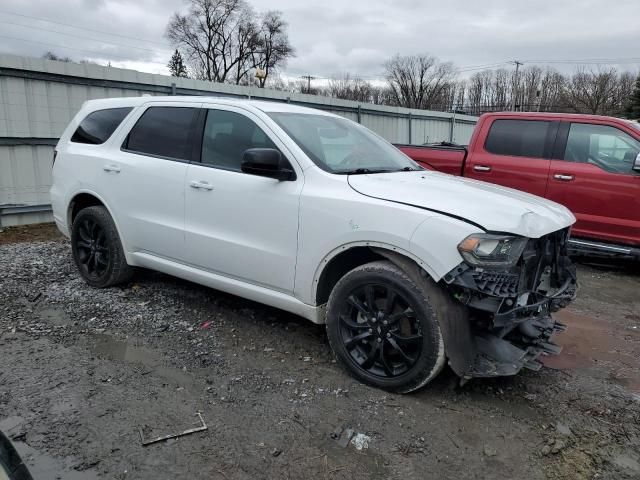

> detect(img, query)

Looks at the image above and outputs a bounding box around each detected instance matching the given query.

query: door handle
[189,180,214,191]
[553,174,575,182]
[473,165,492,172]
[103,164,121,173]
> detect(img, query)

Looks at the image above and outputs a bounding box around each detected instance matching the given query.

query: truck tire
[326,260,446,393]
[71,206,133,288]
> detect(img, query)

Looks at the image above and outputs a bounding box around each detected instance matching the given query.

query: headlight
[458,234,528,268]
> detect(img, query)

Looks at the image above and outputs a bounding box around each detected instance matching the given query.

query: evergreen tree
[625,75,640,119]
[167,49,188,78]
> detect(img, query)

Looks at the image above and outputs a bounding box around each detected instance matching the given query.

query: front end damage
[441,228,576,381]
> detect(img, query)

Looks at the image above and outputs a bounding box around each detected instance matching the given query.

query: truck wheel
[71,206,133,288]
[326,260,445,393]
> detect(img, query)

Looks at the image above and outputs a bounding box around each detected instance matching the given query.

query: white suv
[51,97,577,392]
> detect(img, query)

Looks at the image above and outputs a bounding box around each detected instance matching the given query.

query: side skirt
[129,252,324,324]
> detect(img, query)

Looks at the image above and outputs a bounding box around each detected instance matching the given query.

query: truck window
[201,110,278,171]
[564,123,640,174]
[71,107,132,145]
[484,119,551,159]
[123,106,198,161]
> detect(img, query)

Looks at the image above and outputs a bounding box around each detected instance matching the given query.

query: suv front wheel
[71,206,133,288]
[326,260,446,393]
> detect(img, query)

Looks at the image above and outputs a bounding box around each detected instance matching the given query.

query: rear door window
[124,106,198,161]
[484,119,552,158]
[71,107,132,145]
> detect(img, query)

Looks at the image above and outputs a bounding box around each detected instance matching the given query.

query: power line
[522,57,640,65]
[0,10,170,47]
[0,20,169,54]
[0,33,161,62]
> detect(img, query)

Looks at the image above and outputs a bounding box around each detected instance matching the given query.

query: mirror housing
[634,153,640,172]
[241,148,295,181]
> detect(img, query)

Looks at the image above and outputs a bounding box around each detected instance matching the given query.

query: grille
[471,270,519,296]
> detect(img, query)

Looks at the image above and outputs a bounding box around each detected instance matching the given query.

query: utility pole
[300,75,316,94]
[511,60,523,111]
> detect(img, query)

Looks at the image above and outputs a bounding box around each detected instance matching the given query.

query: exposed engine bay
[442,228,577,380]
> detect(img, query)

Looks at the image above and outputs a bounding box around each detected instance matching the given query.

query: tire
[326,260,446,393]
[71,206,133,288]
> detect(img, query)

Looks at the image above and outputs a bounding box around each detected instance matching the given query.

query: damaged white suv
[51,97,577,392]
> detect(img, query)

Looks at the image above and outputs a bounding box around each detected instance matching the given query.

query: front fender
[409,215,481,281]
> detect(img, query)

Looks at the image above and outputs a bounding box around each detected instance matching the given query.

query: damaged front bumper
[441,228,577,381]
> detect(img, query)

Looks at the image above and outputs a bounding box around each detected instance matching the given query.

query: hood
[348,171,576,238]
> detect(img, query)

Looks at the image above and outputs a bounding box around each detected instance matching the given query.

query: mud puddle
[89,334,192,386]
[544,309,640,395]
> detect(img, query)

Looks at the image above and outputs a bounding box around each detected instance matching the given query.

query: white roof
[83,95,336,117]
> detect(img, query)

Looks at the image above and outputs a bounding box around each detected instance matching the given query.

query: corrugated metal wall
[0,54,478,226]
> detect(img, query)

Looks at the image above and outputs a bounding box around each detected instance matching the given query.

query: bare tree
[166,0,291,85]
[384,54,456,109]
[563,68,624,115]
[252,11,295,87]
[327,74,374,102]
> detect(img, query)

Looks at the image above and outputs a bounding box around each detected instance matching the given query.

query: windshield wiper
[337,168,392,175]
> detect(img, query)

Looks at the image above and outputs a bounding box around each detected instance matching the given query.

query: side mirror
[634,153,640,172]
[241,148,295,181]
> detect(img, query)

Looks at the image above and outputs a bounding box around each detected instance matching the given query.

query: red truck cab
[399,112,640,258]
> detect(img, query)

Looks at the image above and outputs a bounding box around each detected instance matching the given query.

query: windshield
[268,112,420,174]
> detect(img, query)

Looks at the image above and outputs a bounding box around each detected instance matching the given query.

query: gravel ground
[1,224,639,480]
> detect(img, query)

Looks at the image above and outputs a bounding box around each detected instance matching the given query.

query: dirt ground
[1,223,639,480]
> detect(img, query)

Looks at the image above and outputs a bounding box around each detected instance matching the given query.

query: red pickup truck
[398,112,640,259]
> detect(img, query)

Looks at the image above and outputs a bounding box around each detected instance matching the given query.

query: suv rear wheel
[326,260,445,393]
[71,206,133,288]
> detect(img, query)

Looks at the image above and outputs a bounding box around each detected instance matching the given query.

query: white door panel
[106,151,187,258]
[185,164,301,293]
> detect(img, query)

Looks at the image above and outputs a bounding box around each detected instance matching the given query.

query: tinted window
[564,123,640,174]
[201,110,277,171]
[125,107,197,160]
[71,107,132,144]
[485,120,551,158]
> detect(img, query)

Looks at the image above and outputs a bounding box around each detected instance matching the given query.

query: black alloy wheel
[326,260,445,393]
[75,217,110,279]
[71,206,133,288]
[339,283,423,378]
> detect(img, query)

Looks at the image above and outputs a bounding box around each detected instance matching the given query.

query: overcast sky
[0,0,639,81]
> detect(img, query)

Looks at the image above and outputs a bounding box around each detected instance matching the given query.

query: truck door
[465,118,556,197]
[546,121,640,247]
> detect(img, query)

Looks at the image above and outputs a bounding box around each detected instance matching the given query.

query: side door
[184,106,303,293]
[106,103,201,260]
[465,118,556,197]
[546,121,640,246]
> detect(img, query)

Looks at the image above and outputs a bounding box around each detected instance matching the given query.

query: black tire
[71,206,133,288]
[326,260,445,393]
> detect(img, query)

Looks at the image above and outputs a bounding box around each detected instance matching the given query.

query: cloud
[0,0,638,79]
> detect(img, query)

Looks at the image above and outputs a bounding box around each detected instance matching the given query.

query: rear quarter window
[71,107,133,145]
[484,119,551,158]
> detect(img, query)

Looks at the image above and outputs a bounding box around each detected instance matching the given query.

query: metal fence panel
[0,53,478,226]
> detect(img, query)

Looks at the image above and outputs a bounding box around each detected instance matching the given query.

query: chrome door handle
[553,174,574,181]
[103,164,121,173]
[473,165,492,172]
[189,180,214,191]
